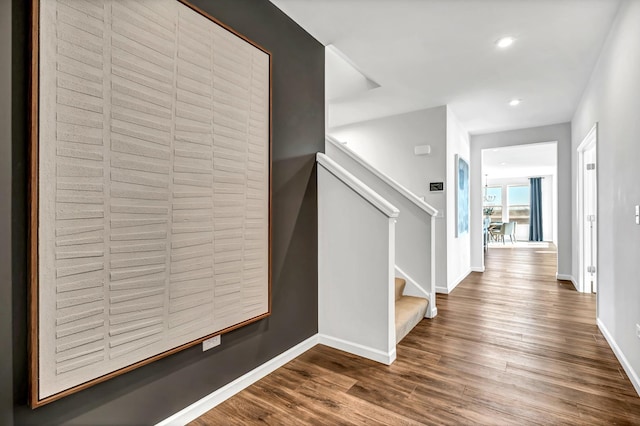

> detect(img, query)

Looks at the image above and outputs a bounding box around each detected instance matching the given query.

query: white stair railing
[325,136,438,318]
[317,153,398,365]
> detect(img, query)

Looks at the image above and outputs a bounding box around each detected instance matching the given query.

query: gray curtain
[529,177,543,241]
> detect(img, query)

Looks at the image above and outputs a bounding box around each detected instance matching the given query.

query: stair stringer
[394,266,437,318]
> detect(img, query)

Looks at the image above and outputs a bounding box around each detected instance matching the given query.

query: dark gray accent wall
[7,0,324,424]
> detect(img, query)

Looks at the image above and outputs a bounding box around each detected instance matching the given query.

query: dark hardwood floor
[191,245,640,425]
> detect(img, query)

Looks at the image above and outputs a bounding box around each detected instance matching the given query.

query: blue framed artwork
[456,154,469,237]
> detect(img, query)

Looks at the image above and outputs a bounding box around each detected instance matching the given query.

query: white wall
[317,166,396,363]
[571,0,640,394]
[325,141,436,316]
[542,175,557,244]
[329,106,472,292]
[445,107,471,288]
[470,124,572,274]
[329,106,447,211]
[330,106,449,289]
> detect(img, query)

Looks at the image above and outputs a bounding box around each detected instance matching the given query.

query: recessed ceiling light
[500,162,507,166]
[496,36,516,49]
[509,99,522,107]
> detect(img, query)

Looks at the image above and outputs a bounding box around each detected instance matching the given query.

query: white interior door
[581,138,598,293]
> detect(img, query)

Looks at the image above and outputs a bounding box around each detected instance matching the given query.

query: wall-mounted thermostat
[414,145,432,155]
[430,182,444,192]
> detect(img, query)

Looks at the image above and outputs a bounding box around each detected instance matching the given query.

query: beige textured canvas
[37,0,270,399]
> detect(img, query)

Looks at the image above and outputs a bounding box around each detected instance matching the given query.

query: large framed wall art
[29,0,271,406]
[455,154,469,237]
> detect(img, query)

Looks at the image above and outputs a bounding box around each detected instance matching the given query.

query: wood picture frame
[29,0,272,407]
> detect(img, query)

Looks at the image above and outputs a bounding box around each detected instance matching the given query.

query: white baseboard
[555,273,573,280]
[156,335,319,426]
[597,318,640,397]
[436,269,471,295]
[448,269,470,294]
[470,266,485,272]
[435,285,449,294]
[317,334,396,365]
[556,273,578,291]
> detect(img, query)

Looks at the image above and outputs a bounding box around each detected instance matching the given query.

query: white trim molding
[471,266,485,272]
[435,285,449,294]
[395,265,437,318]
[317,153,399,218]
[556,273,578,291]
[156,335,319,426]
[576,123,598,295]
[597,319,640,397]
[394,267,429,297]
[428,215,437,318]
[317,334,396,365]
[326,136,437,217]
[437,269,471,294]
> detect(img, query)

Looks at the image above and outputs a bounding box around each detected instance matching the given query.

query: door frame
[577,123,598,298]
[479,141,558,269]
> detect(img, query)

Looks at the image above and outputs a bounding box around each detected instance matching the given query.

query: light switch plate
[635,205,639,225]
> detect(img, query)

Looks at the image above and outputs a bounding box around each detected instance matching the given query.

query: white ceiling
[483,142,557,179]
[269,0,620,134]
[325,45,380,101]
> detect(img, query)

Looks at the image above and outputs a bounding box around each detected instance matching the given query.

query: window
[508,185,530,239]
[483,186,502,222]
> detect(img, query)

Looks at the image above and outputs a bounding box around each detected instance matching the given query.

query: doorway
[578,124,598,295]
[481,142,558,267]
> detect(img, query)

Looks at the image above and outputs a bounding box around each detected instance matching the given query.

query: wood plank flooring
[191,245,640,425]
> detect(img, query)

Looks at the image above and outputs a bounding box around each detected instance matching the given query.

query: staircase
[317,144,437,365]
[394,278,429,343]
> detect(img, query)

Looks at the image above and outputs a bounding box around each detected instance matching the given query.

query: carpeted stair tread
[395,278,406,302]
[395,295,429,344]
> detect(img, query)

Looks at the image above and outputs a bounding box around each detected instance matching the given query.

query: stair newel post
[387,218,397,363]
[428,214,438,318]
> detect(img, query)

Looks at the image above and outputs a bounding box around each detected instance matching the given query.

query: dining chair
[493,222,516,244]
[488,222,502,242]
